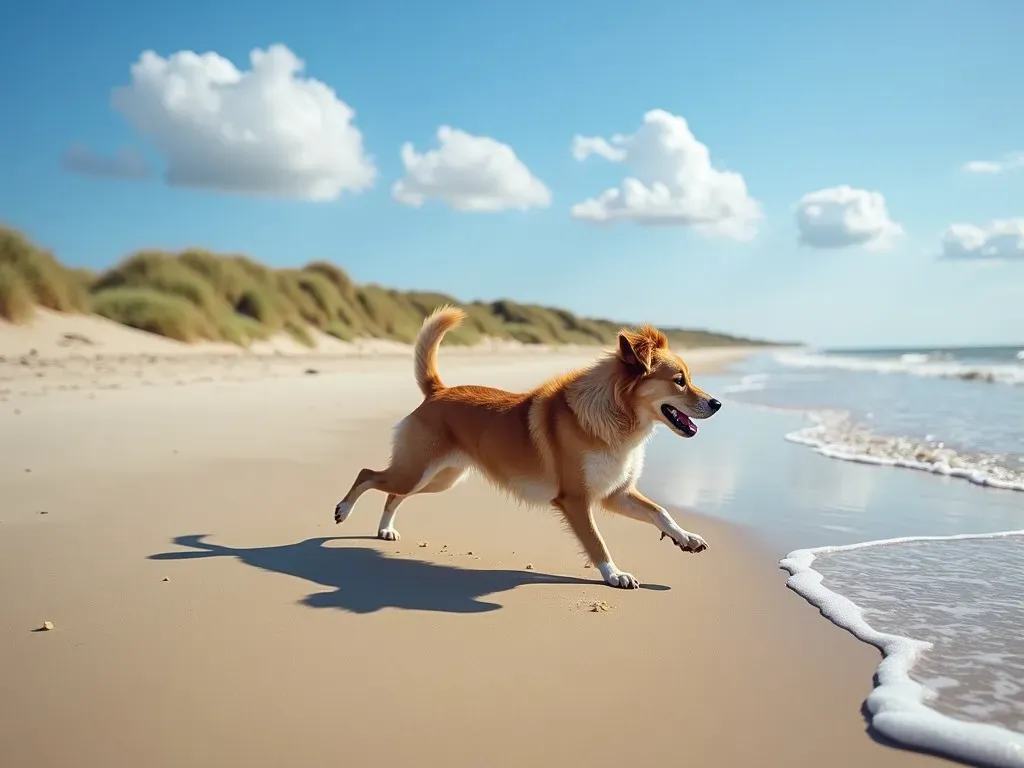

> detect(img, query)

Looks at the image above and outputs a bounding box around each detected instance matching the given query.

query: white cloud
[962,153,1024,175]
[569,109,762,241]
[60,143,150,179]
[941,219,1024,261]
[570,136,625,162]
[110,44,375,201]
[392,127,550,212]
[794,185,904,251]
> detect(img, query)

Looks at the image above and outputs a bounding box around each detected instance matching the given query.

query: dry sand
[0,321,951,768]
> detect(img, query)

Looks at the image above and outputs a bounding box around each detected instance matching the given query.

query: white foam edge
[786,412,1024,493]
[772,350,1024,386]
[780,530,1024,768]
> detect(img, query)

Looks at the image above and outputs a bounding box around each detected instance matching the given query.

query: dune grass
[0,222,775,349]
[0,263,36,323]
[0,225,91,321]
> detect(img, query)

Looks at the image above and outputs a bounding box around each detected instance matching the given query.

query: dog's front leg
[604,488,709,554]
[553,493,640,589]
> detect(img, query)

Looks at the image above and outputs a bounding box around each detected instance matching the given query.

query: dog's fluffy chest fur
[581,429,651,499]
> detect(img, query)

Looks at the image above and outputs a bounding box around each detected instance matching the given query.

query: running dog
[333,305,722,589]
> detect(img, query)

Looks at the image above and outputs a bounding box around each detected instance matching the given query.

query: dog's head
[616,324,722,438]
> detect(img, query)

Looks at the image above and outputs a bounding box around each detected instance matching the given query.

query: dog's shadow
[149,534,668,614]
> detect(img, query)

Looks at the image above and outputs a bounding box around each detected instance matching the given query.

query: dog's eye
[674,376,687,387]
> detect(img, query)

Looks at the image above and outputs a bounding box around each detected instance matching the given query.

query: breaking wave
[775,351,1024,386]
[785,411,1024,492]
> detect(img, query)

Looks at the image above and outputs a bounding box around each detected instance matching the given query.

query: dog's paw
[377,527,400,542]
[598,563,640,589]
[606,570,640,589]
[661,530,709,553]
[334,501,352,525]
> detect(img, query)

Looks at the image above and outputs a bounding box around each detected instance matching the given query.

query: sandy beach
[0,321,949,768]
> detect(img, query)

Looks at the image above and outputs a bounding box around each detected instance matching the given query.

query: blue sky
[1,0,1021,347]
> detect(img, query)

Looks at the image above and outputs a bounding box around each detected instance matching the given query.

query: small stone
[304,368,319,375]
[418,541,427,547]
[525,563,533,570]
[40,621,54,631]
[161,577,170,582]
[466,550,474,556]
[589,600,611,613]
[38,510,48,515]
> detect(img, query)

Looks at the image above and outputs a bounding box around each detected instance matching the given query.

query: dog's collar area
[660,404,697,437]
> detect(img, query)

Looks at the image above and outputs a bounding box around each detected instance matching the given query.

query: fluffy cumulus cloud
[941,219,1024,261]
[60,143,150,180]
[392,127,550,212]
[962,152,1024,175]
[794,185,904,251]
[569,109,762,241]
[110,44,375,200]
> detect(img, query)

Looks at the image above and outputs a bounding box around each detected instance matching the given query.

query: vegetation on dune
[0,263,36,323]
[0,226,91,319]
[0,222,777,349]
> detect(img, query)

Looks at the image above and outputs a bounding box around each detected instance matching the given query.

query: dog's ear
[618,332,652,374]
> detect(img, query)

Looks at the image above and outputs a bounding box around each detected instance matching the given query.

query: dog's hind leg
[334,415,466,529]
[376,466,467,541]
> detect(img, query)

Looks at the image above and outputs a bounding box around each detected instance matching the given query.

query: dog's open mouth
[661,404,698,437]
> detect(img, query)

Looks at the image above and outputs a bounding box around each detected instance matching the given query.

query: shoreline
[781,530,1024,768]
[0,344,952,767]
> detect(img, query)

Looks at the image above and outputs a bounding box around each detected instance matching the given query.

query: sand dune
[0,342,947,767]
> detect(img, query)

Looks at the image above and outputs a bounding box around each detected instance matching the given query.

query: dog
[333,305,722,589]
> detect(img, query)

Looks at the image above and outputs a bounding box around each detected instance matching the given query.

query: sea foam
[786,411,1024,492]
[780,531,1024,768]
[775,351,1024,386]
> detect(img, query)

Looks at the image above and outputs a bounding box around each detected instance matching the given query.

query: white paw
[378,527,400,542]
[661,529,709,553]
[598,562,640,589]
[334,501,352,524]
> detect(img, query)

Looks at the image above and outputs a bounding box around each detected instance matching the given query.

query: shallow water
[723,349,1024,491]
[813,536,1024,734]
[637,391,1024,552]
[639,366,1024,764]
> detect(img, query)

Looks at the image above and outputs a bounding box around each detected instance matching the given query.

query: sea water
[727,346,1024,491]
[640,348,1024,767]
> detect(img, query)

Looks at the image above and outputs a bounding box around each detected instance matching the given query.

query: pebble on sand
[418,541,427,547]
[525,563,533,570]
[39,621,55,631]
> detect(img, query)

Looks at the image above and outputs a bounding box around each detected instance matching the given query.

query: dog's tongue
[681,415,698,436]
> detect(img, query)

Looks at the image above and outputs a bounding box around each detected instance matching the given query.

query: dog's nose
[708,398,722,413]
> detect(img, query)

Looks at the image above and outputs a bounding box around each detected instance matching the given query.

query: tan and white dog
[334,305,722,589]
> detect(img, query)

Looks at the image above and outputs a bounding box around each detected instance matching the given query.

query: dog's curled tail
[414,304,467,397]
